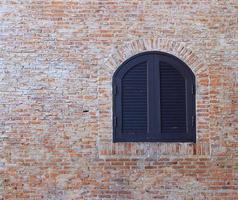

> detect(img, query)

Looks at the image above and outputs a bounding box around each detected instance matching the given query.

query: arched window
[112,51,196,142]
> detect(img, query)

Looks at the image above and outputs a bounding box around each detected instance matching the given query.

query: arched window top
[113,51,196,143]
[113,51,195,81]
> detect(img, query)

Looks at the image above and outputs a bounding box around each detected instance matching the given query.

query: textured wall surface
[0,0,238,199]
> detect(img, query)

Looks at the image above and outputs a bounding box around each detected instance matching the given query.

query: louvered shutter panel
[160,61,187,133]
[157,54,196,142]
[113,54,152,142]
[121,62,148,134]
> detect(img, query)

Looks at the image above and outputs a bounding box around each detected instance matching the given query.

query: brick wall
[0,0,237,199]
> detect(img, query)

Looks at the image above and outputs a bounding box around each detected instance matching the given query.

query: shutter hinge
[113,85,117,96]
[192,115,196,127]
[113,116,117,128]
[192,84,196,95]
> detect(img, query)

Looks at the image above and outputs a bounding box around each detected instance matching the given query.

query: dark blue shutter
[113,51,196,143]
[121,62,148,134]
[113,54,152,142]
[160,61,186,133]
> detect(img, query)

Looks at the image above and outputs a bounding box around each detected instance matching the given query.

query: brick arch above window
[98,38,210,159]
[102,38,206,76]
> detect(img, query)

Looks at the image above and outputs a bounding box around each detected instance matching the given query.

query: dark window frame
[112,51,196,143]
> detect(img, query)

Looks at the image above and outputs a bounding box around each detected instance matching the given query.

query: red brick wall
[0,1,237,199]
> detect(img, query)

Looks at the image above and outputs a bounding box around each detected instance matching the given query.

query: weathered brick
[0,0,237,199]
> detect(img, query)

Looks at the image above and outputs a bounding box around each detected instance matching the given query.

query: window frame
[112,51,196,143]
